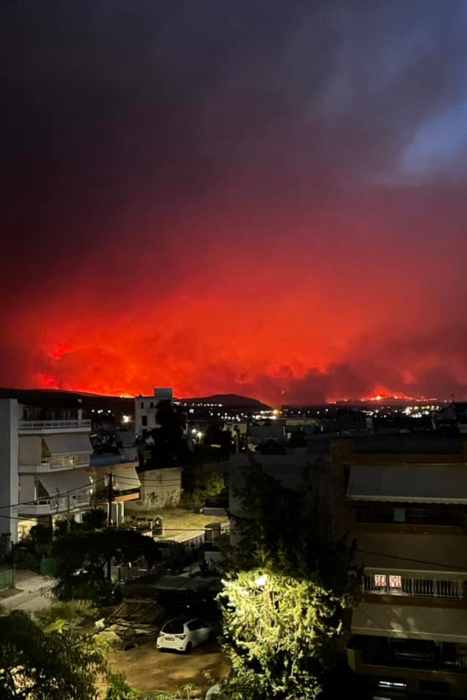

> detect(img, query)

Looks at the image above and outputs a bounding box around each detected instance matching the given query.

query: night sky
[2,0,467,404]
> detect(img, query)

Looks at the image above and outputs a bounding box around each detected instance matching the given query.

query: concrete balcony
[18,457,90,474]
[18,494,91,517]
[18,419,91,433]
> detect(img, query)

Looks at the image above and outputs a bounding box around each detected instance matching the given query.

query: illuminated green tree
[218,460,356,700]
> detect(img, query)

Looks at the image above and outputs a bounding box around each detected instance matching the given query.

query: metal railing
[18,493,91,515]
[19,419,91,430]
[364,574,465,599]
[19,457,90,474]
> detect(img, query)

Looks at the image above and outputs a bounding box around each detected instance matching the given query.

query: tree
[144,400,190,469]
[82,508,107,530]
[52,528,160,602]
[217,461,356,700]
[181,453,225,510]
[203,423,233,458]
[0,610,105,699]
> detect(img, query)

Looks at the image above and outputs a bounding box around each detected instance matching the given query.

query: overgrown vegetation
[0,609,106,699]
[217,460,357,700]
[52,528,160,603]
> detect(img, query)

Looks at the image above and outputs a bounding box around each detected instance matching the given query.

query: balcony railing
[364,574,465,599]
[19,456,90,474]
[18,420,91,431]
[18,493,91,516]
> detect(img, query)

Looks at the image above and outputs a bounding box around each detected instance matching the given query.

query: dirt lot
[129,507,228,538]
[107,638,230,695]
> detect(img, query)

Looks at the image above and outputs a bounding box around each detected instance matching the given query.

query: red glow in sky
[2,2,467,404]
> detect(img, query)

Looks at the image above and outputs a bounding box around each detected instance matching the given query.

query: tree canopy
[141,400,190,469]
[0,610,105,700]
[218,460,356,700]
[52,528,160,601]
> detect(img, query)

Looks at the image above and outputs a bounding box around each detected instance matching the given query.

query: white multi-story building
[0,399,93,542]
[135,387,173,437]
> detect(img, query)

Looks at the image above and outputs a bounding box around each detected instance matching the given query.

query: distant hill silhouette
[180,393,271,410]
[0,388,270,413]
[0,387,133,413]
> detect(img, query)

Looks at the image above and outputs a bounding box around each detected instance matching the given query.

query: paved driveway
[0,570,54,613]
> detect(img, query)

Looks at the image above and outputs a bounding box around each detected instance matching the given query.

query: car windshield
[163,619,185,634]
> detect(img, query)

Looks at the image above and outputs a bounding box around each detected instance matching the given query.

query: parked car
[156,617,213,653]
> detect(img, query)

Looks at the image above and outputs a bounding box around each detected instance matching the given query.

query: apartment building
[135,387,173,437]
[0,398,93,542]
[346,443,467,698]
[88,453,141,526]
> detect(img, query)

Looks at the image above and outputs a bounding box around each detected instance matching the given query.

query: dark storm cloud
[1,0,467,399]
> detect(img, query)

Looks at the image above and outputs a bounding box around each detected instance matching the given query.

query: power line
[0,476,108,511]
[355,547,467,572]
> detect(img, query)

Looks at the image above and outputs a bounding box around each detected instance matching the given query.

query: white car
[157,617,213,653]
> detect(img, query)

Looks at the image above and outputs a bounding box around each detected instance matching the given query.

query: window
[419,681,449,694]
[374,574,387,588]
[394,507,406,522]
[187,620,202,631]
[150,402,154,409]
[163,619,185,634]
[142,416,147,427]
[140,402,144,409]
[378,679,407,690]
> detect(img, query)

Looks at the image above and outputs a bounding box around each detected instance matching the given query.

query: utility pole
[107,472,114,527]
[66,491,71,533]
[107,472,113,581]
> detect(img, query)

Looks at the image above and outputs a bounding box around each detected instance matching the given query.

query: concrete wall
[0,400,19,541]
[126,467,182,511]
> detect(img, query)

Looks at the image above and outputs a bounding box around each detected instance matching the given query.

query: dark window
[187,620,201,631]
[150,402,154,409]
[142,416,147,427]
[163,619,185,634]
[419,680,449,694]
[140,402,144,409]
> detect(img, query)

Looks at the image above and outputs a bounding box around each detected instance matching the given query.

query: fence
[0,569,14,590]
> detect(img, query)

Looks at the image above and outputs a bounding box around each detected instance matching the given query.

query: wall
[0,399,19,541]
[126,467,182,511]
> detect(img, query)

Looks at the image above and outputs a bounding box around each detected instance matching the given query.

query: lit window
[390,575,402,589]
[394,507,406,523]
[374,574,387,588]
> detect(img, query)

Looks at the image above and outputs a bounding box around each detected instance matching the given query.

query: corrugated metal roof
[352,602,467,642]
[348,464,467,503]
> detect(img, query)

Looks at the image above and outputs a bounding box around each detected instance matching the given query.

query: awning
[352,602,467,643]
[355,531,467,573]
[347,464,467,503]
[39,471,92,497]
[113,466,141,490]
[44,434,93,455]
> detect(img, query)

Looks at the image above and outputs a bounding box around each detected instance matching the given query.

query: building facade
[347,448,467,697]
[134,387,173,437]
[0,399,93,542]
